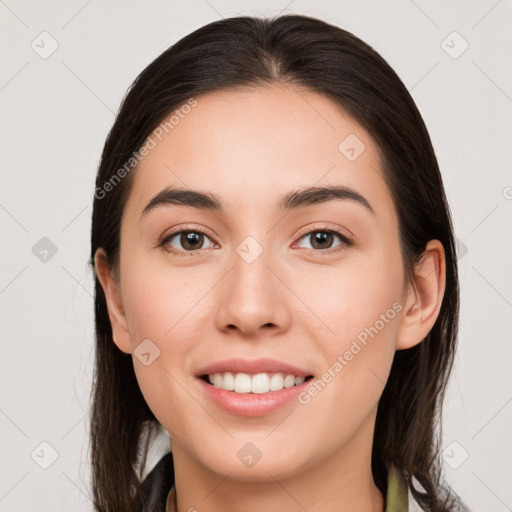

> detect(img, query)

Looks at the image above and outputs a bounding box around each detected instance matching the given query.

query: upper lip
[196,358,313,377]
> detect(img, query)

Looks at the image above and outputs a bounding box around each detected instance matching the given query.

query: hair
[89,14,464,512]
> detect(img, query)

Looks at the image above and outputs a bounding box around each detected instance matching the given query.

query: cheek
[120,249,213,350]
[118,254,225,435]
[289,244,404,349]
[292,246,403,422]
[121,262,208,435]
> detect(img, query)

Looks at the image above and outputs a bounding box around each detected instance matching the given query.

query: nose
[214,239,291,338]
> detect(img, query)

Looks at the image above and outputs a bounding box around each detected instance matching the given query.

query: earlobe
[396,240,446,350]
[94,248,133,354]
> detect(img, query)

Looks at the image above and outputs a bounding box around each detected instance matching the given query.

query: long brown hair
[89,14,463,511]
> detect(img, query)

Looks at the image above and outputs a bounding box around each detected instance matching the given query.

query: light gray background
[1,1,511,511]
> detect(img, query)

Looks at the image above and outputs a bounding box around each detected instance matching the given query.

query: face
[104,84,414,482]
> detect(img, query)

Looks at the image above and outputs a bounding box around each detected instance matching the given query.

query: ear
[396,240,446,350]
[94,248,132,354]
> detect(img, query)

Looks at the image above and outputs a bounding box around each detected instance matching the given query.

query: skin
[95,83,446,512]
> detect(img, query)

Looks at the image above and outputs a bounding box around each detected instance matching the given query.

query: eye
[160,227,216,256]
[295,225,353,255]
[158,224,353,257]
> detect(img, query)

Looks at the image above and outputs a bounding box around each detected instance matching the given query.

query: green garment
[386,464,409,512]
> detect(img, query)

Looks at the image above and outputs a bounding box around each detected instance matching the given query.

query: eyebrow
[141,184,375,217]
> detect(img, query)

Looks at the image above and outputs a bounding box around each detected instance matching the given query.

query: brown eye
[162,229,215,254]
[179,231,205,250]
[308,231,335,250]
[296,228,352,254]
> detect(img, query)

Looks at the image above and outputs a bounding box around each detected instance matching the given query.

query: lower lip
[197,377,312,417]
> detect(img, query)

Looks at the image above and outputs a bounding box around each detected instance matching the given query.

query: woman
[90,14,467,512]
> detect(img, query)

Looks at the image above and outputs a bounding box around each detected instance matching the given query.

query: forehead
[123,84,396,223]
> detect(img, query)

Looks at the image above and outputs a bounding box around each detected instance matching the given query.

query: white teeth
[213,373,223,388]
[283,375,295,388]
[223,371,235,391]
[269,373,284,391]
[251,373,270,394]
[234,373,252,393]
[206,372,309,394]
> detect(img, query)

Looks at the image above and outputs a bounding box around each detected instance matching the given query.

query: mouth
[195,359,315,416]
[200,372,315,394]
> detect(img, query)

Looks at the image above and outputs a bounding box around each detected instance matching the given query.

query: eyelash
[158,223,353,257]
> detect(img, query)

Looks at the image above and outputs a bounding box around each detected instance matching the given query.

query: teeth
[207,372,309,394]
[234,373,251,393]
[251,373,270,394]
[223,371,235,391]
[283,374,295,388]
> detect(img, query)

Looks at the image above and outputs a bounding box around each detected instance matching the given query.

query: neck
[168,408,384,512]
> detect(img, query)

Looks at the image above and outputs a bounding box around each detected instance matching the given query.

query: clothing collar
[138,452,409,512]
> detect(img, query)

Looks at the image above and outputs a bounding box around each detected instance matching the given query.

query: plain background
[1,1,511,510]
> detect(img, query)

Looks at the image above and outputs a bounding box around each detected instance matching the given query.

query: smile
[203,372,314,394]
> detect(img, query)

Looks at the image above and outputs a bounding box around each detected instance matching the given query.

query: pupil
[313,232,331,249]
[182,232,202,249]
